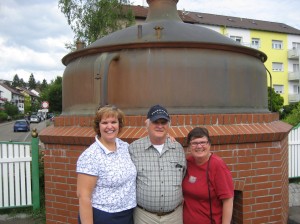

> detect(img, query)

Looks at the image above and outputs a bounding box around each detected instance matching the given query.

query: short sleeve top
[77,136,137,212]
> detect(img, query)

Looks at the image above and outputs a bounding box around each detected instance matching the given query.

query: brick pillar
[40,112,291,224]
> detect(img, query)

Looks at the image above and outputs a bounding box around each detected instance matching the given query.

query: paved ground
[289,206,300,224]
[289,183,300,224]
[0,213,44,224]
[0,207,299,224]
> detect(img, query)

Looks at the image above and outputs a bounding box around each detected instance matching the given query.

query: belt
[137,204,179,216]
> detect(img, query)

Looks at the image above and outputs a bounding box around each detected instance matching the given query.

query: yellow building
[132,5,300,105]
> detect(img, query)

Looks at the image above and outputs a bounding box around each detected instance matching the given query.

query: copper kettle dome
[61,0,268,115]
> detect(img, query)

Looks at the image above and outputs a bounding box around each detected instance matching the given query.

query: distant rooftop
[130,5,300,35]
[0,83,23,95]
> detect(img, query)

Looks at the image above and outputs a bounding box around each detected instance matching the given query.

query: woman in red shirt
[183,127,234,224]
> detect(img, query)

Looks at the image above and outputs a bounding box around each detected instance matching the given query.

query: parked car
[13,119,30,132]
[47,113,54,119]
[30,115,40,123]
[38,115,44,121]
[37,112,45,121]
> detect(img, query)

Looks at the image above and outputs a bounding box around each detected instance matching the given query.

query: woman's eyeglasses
[190,141,209,147]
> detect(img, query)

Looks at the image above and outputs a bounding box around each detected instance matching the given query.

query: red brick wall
[40,113,291,224]
[209,138,289,223]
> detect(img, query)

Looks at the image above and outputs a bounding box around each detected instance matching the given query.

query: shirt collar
[144,136,176,150]
[95,136,119,155]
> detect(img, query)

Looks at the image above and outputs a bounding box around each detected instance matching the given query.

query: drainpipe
[265,66,273,112]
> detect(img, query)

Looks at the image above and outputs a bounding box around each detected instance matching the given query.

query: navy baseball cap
[147,105,170,122]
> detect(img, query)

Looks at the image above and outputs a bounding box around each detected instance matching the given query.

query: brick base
[40,112,292,224]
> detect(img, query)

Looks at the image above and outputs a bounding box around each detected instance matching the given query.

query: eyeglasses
[190,141,209,147]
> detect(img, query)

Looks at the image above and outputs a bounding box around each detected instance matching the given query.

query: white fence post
[0,142,32,208]
[288,126,300,178]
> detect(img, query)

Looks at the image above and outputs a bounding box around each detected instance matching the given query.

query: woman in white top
[76,105,137,224]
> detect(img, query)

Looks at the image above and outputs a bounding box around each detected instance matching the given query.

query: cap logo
[151,109,168,116]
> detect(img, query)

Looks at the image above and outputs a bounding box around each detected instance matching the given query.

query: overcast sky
[0,0,299,84]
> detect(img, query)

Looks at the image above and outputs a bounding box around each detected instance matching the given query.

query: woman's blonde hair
[93,105,125,136]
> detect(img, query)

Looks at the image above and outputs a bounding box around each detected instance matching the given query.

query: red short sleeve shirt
[183,154,234,224]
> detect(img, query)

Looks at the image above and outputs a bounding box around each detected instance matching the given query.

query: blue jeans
[78,207,134,224]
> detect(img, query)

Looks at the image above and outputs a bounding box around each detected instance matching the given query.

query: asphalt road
[0,119,49,142]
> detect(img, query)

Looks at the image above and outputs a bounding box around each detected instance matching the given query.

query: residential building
[16,86,39,109]
[131,5,300,105]
[0,83,25,113]
[0,89,6,110]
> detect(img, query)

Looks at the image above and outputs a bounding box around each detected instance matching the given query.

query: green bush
[0,110,8,122]
[280,103,298,120]
[283,102,300,126]
[4,102,19,116]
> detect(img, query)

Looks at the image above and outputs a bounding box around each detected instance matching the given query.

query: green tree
[24,96,32,114]
[40,79,48,92]
[268,87,284,113]
[40,86,49,103]
[12,74,20,87]
[31,100,41,112]
[48,77,62,113]
[40,76,62,113]
[4,102,19,116]
[58,0,135,49]
[28,73,37,89]
[19,78,27,88]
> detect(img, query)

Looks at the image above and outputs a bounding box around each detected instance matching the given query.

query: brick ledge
[40,120,292,146]
[53,113,280,127]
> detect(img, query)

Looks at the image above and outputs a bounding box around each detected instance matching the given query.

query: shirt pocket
[136,164,157,186]
[168,161,184,186]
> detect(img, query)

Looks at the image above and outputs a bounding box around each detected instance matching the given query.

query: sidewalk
[289,206,300,224]
[0,206,299,224]
[0,213,44,224]
[289,183,300,224]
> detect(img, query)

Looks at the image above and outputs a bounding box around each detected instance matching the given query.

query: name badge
[188,175,197,183]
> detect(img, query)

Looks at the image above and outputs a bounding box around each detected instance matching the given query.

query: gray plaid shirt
[129,136,186,213]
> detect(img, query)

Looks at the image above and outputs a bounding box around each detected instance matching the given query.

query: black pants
[78,207,134,224]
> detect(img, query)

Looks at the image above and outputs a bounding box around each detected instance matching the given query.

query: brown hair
[93,105,125,136]
[187,127,211,145]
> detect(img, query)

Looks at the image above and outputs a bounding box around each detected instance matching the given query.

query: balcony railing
[288,48,300,59]
[288,71,300,81]
[289,93,300,103]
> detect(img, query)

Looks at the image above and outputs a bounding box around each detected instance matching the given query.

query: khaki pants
[134,205,183,224]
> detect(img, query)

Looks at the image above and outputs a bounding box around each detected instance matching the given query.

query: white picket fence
[289,126,300,179]
[0,142,32,208]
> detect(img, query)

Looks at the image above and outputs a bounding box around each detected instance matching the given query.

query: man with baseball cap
[129,105,186,224]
